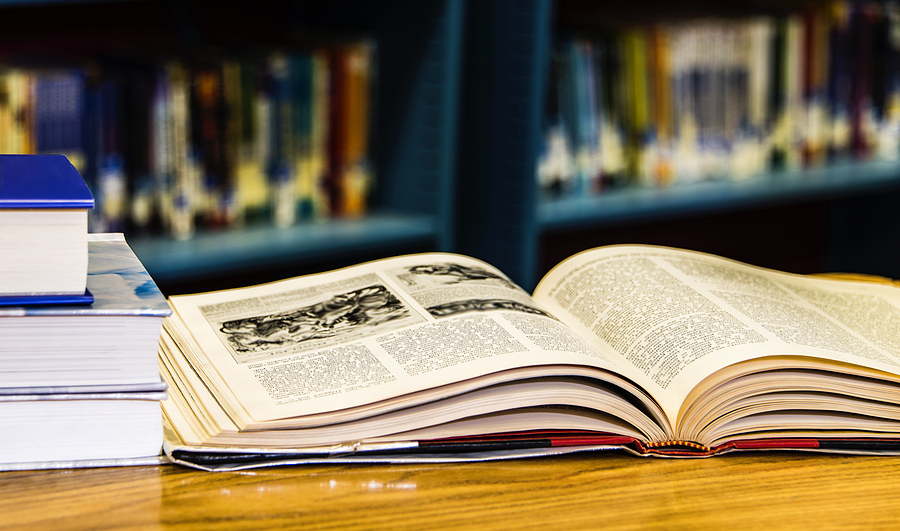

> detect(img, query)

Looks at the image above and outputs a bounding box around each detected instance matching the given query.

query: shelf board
[539,160,900,232]
[126,212,438,283]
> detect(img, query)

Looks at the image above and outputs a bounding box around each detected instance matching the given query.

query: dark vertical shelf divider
[455,0,552,290]
[375,0,464,252]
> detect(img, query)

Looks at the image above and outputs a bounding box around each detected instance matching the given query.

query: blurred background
[1,0,898,295]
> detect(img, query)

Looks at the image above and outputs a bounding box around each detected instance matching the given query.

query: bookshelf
[6,0,900,294]
[134,0,466,293]
[457,0,900,291]
[0,0,464,294]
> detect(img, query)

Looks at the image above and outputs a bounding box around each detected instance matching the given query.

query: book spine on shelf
[327,47,346,217]
[880,2,900,161]
[220,60,242,229]
[341,43,375,218]
[311,51,331,220]
[291,54,315,221]
[33,70,84,165]
[232,60,270,225]
[192,63,234,230]
[98,75,127,234]
[166,63,196,240]
[0,70,35,156]
[268,53,295,229]
[123,67,156,236]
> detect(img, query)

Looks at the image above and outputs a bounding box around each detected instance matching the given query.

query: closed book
[0,154,93,296]
[0,233,172,389]
[0,390,166,467]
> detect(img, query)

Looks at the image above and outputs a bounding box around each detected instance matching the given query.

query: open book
[159,245,900,470]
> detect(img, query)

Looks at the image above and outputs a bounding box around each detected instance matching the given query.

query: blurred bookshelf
[457,0,900,290]
[539,160,900,231]
[6,0,900,294]
[0,0,464,294]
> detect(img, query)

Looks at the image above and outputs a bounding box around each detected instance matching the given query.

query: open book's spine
[643,438,900,457]
[641,440,713,456]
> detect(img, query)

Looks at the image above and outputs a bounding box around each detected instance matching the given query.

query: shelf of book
[457,0,900,291]
[539,159,900,232]
[128,211,438,285]
[0,0,464,290]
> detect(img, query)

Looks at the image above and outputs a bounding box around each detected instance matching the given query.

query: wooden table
[2,452,899,530]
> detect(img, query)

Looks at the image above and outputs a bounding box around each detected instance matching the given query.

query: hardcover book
[0,154,93,297]
[0,388,167,467]
[159,244,900,471]
[0,233,172,389]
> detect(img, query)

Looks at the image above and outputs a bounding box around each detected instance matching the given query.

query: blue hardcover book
[0,233,172,389]
[0,154,94,296]
[0,154,93,209]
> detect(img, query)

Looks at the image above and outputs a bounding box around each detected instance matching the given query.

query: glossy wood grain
[2,452,900,530]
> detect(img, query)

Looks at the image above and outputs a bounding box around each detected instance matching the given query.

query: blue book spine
[34,71,85,155]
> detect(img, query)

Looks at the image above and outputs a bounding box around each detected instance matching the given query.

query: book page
[167,253,630,428]
[533,245,900,428]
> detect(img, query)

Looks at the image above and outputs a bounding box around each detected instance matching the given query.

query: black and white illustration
[390,261,548,319]
[404,263,521,289]
[217,284,412,357]
[426,298,552,318]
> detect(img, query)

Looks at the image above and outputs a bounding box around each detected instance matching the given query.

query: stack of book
[0,154,172,470]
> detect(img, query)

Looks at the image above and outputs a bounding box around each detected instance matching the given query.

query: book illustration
[390,262,547,319]
[219,285,407,352]
[405,263,520,288]
[425,299,552,319]
[202,279,423,363]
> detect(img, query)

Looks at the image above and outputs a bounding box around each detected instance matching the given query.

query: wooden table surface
[1,452,899,530]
